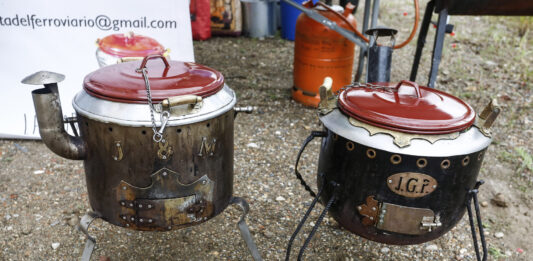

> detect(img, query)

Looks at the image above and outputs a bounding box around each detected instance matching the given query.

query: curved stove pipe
[22,71,87,160]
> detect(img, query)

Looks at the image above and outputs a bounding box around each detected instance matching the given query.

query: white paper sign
[0,0,194,139]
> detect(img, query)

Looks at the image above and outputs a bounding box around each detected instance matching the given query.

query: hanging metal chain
[138,67,169,143]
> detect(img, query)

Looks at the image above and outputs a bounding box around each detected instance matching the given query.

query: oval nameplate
[386,172,437,198]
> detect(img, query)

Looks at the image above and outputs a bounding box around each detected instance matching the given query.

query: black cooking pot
[293,78,500,245]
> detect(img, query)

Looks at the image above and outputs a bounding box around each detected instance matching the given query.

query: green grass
[498,147,533,190]
[489,246,505,259]
[516,147,533,174]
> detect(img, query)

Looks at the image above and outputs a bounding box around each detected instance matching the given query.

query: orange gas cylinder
[292,1,356,107]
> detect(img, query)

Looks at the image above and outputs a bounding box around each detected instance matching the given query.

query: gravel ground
[1,1,532,260]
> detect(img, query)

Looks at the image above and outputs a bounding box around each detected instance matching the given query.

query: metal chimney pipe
[365,27,397,83]
[22,71,86,160]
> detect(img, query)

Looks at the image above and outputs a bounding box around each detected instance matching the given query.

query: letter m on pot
[198,137,216,157]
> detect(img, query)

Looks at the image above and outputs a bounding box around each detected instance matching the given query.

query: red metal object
[292,1,356,107]
[84,55,224,103]
[338,80,476,134]
[190,0,212,40]
[96,33,165,58]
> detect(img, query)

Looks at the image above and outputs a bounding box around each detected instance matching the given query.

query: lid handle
[136,54,170,72]
[395,80,422,99]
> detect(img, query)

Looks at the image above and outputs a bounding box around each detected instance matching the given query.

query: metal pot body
[317,109,491,244]
[71,84,236,231]
[76,111,233,231]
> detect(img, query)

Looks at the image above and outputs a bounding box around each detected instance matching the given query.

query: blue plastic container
[280,0,307,40]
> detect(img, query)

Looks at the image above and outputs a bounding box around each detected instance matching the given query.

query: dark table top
[435,0,533,16]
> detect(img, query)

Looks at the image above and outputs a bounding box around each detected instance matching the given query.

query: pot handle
[395,80,422,98]
[294,131,327,198]
[161,94,203,109]
[234,106,254,119]
[136,54,170,72]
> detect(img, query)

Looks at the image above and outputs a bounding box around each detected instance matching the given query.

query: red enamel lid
[83,55,224,103]
[338,80,476,134]
[97,32,165,57]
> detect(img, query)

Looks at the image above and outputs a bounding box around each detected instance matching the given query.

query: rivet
[122,216,127,220]
[138,204,143,208]
[130,217,135,221]
[369,217,374,220]
[346,141,355,151]
[441,159,451,169]
[390,154,402,165]
[417,158,428,168]
[202,180,207,185]
[148,219,153,223]
[120,202,125,206]
[432,185,437,189]
[162,155,167,160]
[162,172,167,176]
[366,149,376,159]
[148,204,152,209]
[114,157,118,160]
[372,207,376,211]
[357,206,362,210]
[139,218,144,223]
[167,226,172,230]
[116,143,121,147]
[122,186,127,190]
[126,223,130,227]
[129,203,134,207]
[388,179,392,183]
[462,156,470,166]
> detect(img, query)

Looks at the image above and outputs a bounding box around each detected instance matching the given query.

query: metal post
[354,0,372,82]
[427,7,448,88]
[370,0,380,28]
[409,0,435,82]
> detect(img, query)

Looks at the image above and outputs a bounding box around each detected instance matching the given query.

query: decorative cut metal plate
[356,196,379,226]
[115,168,214,230]
[386,172,437,198]
[376,202,436,235]
[348,117,460,148]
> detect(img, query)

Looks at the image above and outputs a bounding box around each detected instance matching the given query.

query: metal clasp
[158,111,170,135]
[420,215,442,232]
[152,111,170,143]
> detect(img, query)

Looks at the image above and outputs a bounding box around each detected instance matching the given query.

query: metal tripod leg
[78,211,100,261]
[230,197,263,261]
[427,7,448,88]
[410,0,435,82]
[466,181,488,261]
